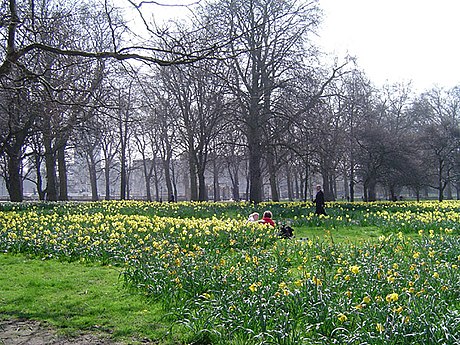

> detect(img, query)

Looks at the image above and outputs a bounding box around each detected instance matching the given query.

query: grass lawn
[0,223,383,344]
[1,200,458,344]
[0,254,186,344]
[295,225,383,243]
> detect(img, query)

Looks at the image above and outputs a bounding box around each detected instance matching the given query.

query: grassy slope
[0,254,185,344]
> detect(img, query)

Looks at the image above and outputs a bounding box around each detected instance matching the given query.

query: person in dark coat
[313,185,326,215]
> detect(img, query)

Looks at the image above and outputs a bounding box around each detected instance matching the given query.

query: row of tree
[1,0,459,203]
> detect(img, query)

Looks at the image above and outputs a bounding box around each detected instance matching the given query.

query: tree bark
[120,143,127,200]
[368,178,377,201]
[349,170,355,202]
[268,168,279,201]
[145,172,152,201]
[6,148,23,202]
[227,160,240,201]
[188,152,198,201]
[104,158,111,200]
[213,158,220,201]
[163,155,173,199]
[34,154,45,200]
[197,166,208,201]
[141,159,153,202]
[248,144,263,203]
[286,165,293,200]
[438,159,444,202]
[86,153,99,201]
[43,133,58,201]
[267,148,279,201]
[57,142,68,201]
[303,162,309,202]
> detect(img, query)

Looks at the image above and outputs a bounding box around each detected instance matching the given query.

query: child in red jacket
[259,210,275,227]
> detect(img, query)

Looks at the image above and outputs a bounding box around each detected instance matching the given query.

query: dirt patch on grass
[0,319,122,345]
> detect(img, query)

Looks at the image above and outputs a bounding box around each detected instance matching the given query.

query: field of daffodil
[1,200,459,344]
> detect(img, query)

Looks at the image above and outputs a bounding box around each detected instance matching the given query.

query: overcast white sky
[317,0,460,92]
[124,0,460,92]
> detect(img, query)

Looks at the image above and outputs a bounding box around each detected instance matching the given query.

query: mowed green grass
[295,225,383,243]
[0,225,381,344]
[0,254,187,344]
[2,199,456,344]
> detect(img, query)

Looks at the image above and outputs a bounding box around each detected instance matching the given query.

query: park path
[0,319,122,345]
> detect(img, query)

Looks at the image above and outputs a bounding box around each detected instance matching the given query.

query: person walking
[313,185,327,215]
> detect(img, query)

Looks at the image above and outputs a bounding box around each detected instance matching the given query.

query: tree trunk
[247,109,263,203]
[446,177,452,200]
[104,159,111,200]
[303,162,309,202]
[86,154,99,201]
[57,143,68,201]
[322,169,333,201]
[286,165,293,200]
[245,168,250,202]
[142,159,152,202]
[188,152,198,201]
[368,178,377,201]
[197,167,207,201]
[171,163,178,201]
[34,154,45,201]
[6,148,23,202]
[267,151,279,201]
[184,165,190,200]
[126,167,131,199]
[423,187,429,199]
[44,134,58,201]
[213,159,220,201]
[163,155,173,199]
[343,172,349,201]
[247,60,263,203]
[232,174,240,200]
[294,170,300,200]
[349,162,355,202]
[389,186,396,201]
[438,159,444,202]
[268,172,279,202]
[330,174,336,201]
[120,140,127,200]
[249,149,263,203]
[145,173,152,201]
[152,160,160,201]
[227,162,240,201]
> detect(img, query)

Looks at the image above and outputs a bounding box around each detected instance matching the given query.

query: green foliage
[0,254,187,344]
[0,200,459,344]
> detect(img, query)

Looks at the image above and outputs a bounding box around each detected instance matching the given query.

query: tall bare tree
[0,84,40,201]
[408,87,460,201]
[200,0,322,203]
[0,0,223,80]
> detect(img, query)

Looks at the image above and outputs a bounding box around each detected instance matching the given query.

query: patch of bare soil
[0,319,122,345]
